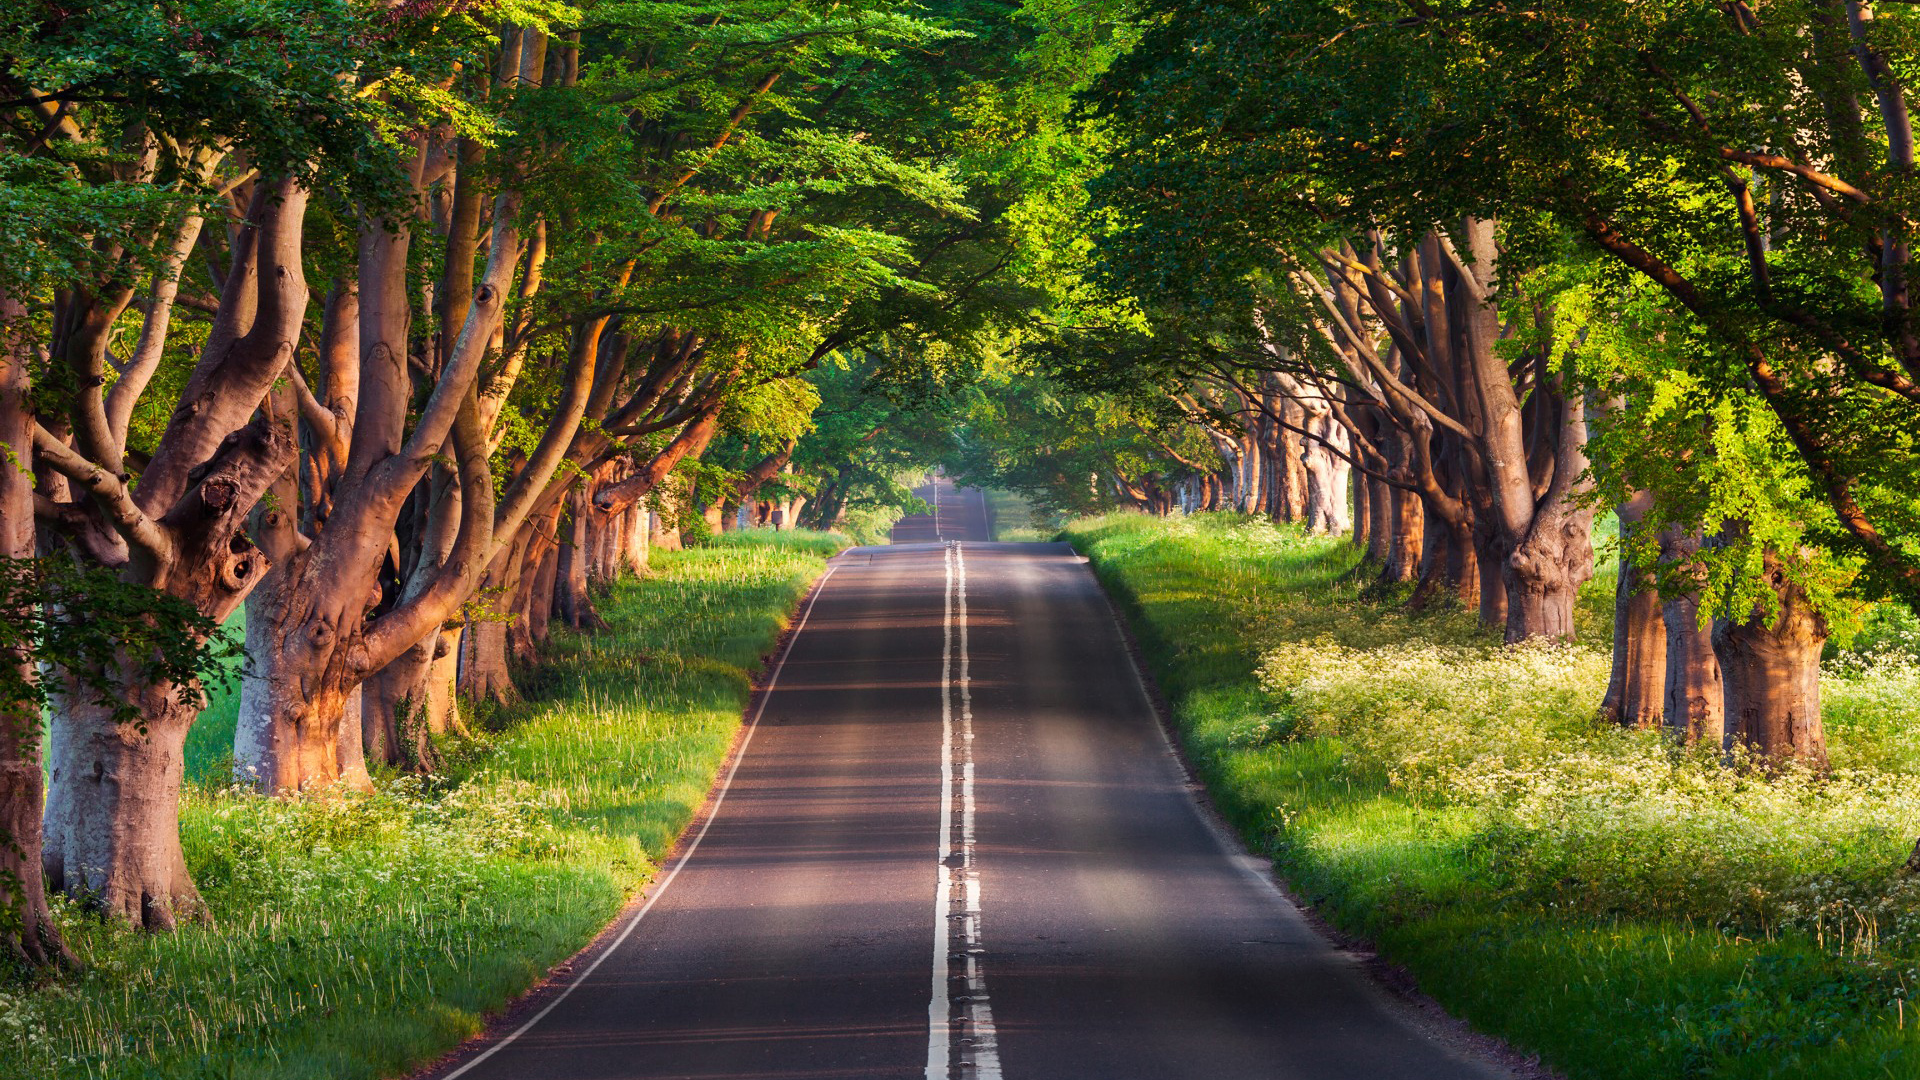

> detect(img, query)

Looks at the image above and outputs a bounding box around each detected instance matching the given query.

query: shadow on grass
[4,531,845,1080]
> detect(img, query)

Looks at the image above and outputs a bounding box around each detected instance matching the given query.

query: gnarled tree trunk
[1499,391,1598,643]
[43,687,204,930]
[1712,548,1828,766]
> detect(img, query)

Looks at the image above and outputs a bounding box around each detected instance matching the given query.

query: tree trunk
[360,634,448,772]
[1474,524,1508,631]
[1712,550,1829,766]
[234,565,373,790]
[555,486,607,632]
[42,686,204,930]
[1411,502,1475,610]
[0,310,68,965]
[1351,468,1372,549]
[460,526,529,706]
[1300,419,1351,534]
[622,503,650,574]
[1658,526,1723,745]
[650,483,684,551]
[1601,494,1665,726]
[525,526,562,651]
[1386,487,1424,583]
[507,501,561,663]
[45,413,292,919]
[1237,431,1263,514]
[461,619,517,706]
[1500,492,1596,643]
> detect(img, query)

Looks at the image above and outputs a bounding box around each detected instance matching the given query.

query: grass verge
[1,530,846,1080]
[980,489,1050,542]
[1063,511,1920,1080]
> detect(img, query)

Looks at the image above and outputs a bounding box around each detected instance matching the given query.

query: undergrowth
[1063,510,1920,1080]
[0,530,845,1080]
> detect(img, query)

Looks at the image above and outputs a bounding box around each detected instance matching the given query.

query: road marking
[1094,564,1291,905]
[927,542,1002,1080]
[927,544,955,1079]
[437,561,843,1080]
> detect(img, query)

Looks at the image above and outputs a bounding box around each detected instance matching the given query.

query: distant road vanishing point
[425,478,1505,1080]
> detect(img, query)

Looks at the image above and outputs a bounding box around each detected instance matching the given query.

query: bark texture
[43,690,204,929]
[1712,550,1829,766]
[1658,526,1723,744]
[0,307,68,965]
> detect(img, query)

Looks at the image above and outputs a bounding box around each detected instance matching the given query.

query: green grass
[1063,510,1920,1080]
[183,609,245,784]
[0,529,847,1080]
[980,489,1051,542]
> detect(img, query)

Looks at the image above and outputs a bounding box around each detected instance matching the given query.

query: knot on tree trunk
[218,549,261,591]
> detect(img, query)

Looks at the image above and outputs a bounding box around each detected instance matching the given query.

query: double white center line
[927,541,1002,1080]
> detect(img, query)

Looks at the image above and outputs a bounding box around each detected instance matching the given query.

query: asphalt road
[429,479,1501,1080]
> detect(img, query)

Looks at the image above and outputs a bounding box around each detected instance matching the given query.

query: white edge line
[1090,561,1291,902]
[1087,552,1516,1080]
[439,559,846,1080]
[954,542,1003,1079]
[926,542,956,1080]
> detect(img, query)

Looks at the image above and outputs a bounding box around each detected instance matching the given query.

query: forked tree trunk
[1602,494,1665,726]
[1501,489,1597,643]
[1658,526,1723,744]
[44,415,292,921]
[41,185,302,923]
[42,687,204,930]
[1712,549,1829,766]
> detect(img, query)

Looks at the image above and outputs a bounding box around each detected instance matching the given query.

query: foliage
[0,557,236,730]
[1085,0,1920,609]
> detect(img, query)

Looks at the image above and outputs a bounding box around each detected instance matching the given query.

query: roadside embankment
[0,530,845,1080]
[1064,511,1920,1080]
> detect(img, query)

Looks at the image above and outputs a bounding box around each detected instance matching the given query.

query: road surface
[428,479,1501,1079]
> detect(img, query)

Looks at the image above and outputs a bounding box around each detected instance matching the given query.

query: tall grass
[1064,511,1920,1080]
[0,530,845,1080]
